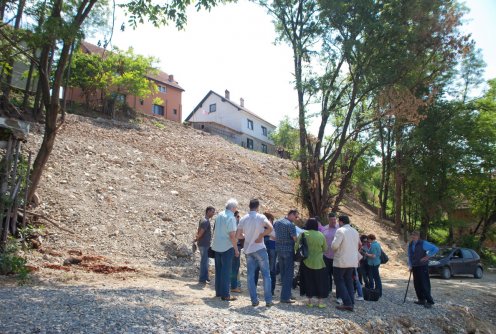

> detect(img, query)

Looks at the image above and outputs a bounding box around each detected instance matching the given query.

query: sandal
[317,304,326,309]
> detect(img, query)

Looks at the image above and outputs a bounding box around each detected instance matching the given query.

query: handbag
[380,249,389,264]
[363,287,381,301]
[208,247,215,259]
[294,233,309,262]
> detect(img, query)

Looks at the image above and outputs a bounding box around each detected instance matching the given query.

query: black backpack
[294,233,309,262]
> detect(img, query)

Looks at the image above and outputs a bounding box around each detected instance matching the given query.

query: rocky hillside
[25,114,299,270]
[24,114,406,274]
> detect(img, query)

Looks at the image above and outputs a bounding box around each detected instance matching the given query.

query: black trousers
[323,256,333,293]
[412,265,434,304]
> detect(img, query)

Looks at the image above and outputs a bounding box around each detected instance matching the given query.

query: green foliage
[70,46,159,110]
[0,239,29,282]
[269,116,299,158]
[153,121,165,129]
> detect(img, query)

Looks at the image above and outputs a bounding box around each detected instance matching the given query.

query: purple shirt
[323,225,338,259]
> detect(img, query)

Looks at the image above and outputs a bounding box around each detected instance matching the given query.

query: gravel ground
[1,267,495,334]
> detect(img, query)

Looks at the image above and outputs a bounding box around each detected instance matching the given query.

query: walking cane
[403,271,412,303]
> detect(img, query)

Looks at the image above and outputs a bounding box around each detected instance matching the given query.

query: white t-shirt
[238,211,269,254]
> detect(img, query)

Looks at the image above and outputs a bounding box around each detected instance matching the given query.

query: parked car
[428,247,483,279]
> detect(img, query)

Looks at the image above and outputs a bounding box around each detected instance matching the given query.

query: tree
[259,0,470,219]
[269,116,299,158]
[70,46,159,117]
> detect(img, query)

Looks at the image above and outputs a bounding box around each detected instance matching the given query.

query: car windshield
[432,248,453,259]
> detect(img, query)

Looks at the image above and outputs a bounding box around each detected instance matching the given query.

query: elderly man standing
[331,215,360,312]
[236,199,274,307]
[211,198,240,301]
[407,230,439,309]
[322,212,339,295]
[273,209,299,304]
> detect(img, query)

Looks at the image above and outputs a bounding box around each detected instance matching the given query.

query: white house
[185,90,276,154]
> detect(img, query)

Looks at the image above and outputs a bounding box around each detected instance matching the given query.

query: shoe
[424,302,433,309]
[306,303,313,308]
[356,296,364,301]
[266,302,275,307]
[231,288,242,293]
[290,296,296,300]
[317,304,326,309]
[336,305,353,312]
[252,301,260,307]
[206,279,211,283]
[280,299,296,304]
[336,298,343,305]
[414,300,426,306]
[221,296,237,301]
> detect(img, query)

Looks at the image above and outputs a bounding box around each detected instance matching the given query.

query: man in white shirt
[331,215,360,311]
[236,199,274,307]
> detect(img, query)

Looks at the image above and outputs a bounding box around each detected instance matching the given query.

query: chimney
[225,90,230,100]
[168,74,174,82]
[240,98,244,107]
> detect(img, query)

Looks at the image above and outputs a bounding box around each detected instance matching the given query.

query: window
[114,93,126,102]
[261,144,268,153]
[158,86,166,93]
[139,99,144,106]
[461,249,473,259]
[247,119,254,130]
[173,109,177,115]
[152,104,164,116]
[261,126,267,136]
[247,138,254,149]
[209,103,216,112]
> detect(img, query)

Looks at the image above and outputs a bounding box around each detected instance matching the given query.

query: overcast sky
[89,0,496,127]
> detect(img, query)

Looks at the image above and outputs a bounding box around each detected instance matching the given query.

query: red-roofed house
[65,41,184,122]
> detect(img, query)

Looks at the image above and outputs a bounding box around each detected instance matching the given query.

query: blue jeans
[277,251,294,301]
[214,247,234,298]
[255,249,277,294]
[354,268,363,297]
[246,249,272,304]
[333,267,355,307]
[231,245,242,289]
[198,246,210,282]
[368,264,382,297]
[268,248,277,294]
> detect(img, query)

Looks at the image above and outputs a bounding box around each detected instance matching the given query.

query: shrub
[0,238,29,282]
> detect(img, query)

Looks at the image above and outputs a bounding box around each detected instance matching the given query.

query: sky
[89,0,496,127]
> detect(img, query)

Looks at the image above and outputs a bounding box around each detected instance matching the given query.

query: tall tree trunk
[2,0,26,100]
[394,123,403,231]
[27,0,98,201]
[21,54,36,112]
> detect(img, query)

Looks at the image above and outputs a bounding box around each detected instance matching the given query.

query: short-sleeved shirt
[197,216,211,247]
[238,211,269,254]
[211,210,237,253]
[274,217,297,253]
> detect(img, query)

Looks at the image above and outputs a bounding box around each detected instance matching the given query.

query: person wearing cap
[331,215,360,312]
[407,231,439,308]
[322,212,339,295]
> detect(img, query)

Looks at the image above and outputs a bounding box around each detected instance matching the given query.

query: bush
[0,238,29,281]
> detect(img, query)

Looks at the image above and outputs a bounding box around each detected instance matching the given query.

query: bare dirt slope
[5,113,494,334]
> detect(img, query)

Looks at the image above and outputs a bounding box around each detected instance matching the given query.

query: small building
[185,90,276,154]
[65,41,184,122]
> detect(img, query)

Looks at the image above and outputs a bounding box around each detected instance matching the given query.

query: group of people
[194,198,439,311]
